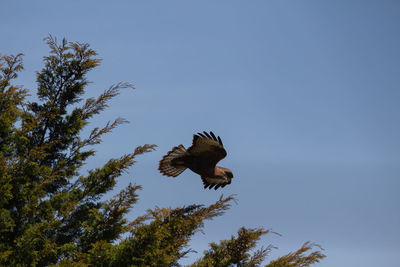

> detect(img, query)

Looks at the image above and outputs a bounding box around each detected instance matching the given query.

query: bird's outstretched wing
[187,131,227,167]
[201,176,232,190]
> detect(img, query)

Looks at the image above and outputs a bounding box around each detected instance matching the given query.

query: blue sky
[1,1,399,266]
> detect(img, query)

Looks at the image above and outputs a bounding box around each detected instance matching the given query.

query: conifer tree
[0,36,325,266]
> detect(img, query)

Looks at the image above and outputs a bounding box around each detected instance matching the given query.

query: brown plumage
[159,131,234,190]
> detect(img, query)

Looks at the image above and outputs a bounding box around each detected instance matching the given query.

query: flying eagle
[159,131,233,190]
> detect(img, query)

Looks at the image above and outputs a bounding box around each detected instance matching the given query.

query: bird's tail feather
[159,145,187,177]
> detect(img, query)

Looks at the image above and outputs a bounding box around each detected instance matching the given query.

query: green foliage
[0,36,325,266]
[265,242,326,267]
[191,228,325,267]
[191,227,274,267]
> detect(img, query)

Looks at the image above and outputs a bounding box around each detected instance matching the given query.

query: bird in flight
[159,131,233,190]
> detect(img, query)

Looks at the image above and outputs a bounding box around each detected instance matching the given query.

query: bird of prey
[159,131,233,190]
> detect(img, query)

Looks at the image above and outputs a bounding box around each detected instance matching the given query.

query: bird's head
[215,167,234,180]
[225,170,233,179]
